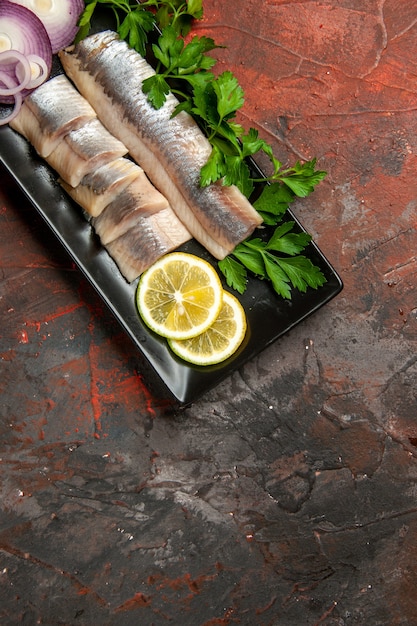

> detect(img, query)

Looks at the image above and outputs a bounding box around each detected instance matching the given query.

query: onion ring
[0,49,31,96]
[0,71,23,125]
[25,53,49,89]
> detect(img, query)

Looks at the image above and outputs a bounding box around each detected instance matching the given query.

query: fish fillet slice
[59,31,263,260]
[104,208,191,282]
[10,75,97,157]
[59,157,143,217]
[9,104,48,155]
[92,170,181,244]
[46,118,128,187]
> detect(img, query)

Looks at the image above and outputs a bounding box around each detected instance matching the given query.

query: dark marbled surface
[1,1,416,624]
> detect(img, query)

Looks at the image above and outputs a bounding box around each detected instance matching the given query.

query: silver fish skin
[104,208,191,282]
[92,171,181,244]
[59,157,144,218]
[46,118,128,187]
[59,31,263,260]
[10,75,97,157]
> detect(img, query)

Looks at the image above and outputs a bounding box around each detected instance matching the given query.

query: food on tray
[1,0,332,370]
[9,71,191,281]
[104,213,191,283]
[11,74,129,187]
[59,157,145,218]
[92,173,180,245]
[59,30,263,260]
[45,118,128,187]
[136,252,224,340]
[136,252,247,364]
[10,75,97,157]
[168,290,247,366]
[8,28,263,285]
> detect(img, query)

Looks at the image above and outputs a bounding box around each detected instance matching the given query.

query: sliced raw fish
[104,208,191,282]
[10,75,97,157]
[9,104,47,154]
[59,31,263,259]
[92,171,175,244]
[46,118,128,187]
[59,157,143,217]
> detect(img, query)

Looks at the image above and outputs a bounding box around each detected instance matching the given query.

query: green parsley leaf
[217,256,248,294]
[155,25,184,67]
[187,0,204,18]
[263,255,292,299]
[213,71,244,120]
[74,0,97,42]
[222,156,253,196]
[232,241,266,276]
[274,256,327,292]
[182,70,215,93]
[253,183,295,225]
[191,81,220,127]
[260,142,283,177]
[210,135,240,157]
[119,9,155,56]
[240,128,266,159]
[279,159,327,197]
[156,0,203,35]
[266,221,312,255]
[200,145,226,186]
[177,36,217,74]
[142,74,171,109]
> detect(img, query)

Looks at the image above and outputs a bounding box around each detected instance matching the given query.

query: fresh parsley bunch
[141,25,218,109]
[219,183,327,298]
[77,0,204,55]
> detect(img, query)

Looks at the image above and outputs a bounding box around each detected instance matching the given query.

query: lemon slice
[136,252,223,340]
[168,291,247,366]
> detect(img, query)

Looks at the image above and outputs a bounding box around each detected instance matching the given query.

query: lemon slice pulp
[136,252,223,340]
[168,291,247,366]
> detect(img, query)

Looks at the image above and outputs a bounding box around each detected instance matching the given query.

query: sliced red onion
[8,0,85,53]
[0,50,31,95]
[0,0,52,104]
[25,53,49,88]
[0,71,22,125]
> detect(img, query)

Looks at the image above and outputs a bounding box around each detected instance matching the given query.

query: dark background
[1,1,416,624]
